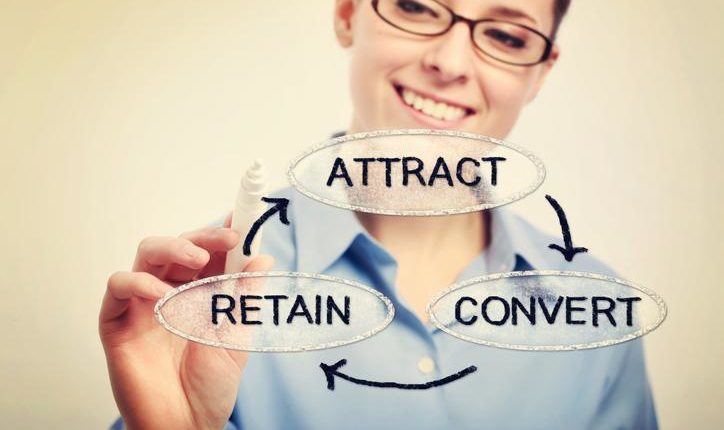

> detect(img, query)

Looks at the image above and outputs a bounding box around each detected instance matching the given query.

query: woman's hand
[99,218,273,430]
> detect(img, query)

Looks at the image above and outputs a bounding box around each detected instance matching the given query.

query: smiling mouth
[393,83,476,123]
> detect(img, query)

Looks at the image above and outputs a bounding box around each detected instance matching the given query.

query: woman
[100,1,657,428]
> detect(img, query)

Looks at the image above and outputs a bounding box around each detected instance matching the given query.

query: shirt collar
[485,207,517,273]
[292,185,547,275]
[292,189,368,273]
[490,205,550,272]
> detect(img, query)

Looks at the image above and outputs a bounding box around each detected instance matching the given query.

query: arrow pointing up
[320,359,477,391]
[545,194,588,262]
[242,197,290,256]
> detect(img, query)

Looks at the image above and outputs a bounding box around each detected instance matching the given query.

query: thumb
[242,254,275,272]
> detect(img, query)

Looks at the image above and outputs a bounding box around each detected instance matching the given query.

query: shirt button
[417,356,436,374]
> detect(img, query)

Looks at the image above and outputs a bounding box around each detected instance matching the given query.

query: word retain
[454,295,642,327]
[212,294,351,326]
[327,156,506,187]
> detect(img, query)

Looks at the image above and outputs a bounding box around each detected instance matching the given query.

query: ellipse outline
[287,128,546,216]
[426,270,668,351]
[154,271,395,352]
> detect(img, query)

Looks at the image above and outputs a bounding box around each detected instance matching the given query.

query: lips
[393,83,476,125]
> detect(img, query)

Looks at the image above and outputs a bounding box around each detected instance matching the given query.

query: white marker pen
[225,160,268,274]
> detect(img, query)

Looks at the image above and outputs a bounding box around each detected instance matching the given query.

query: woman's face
[335,0,559,139]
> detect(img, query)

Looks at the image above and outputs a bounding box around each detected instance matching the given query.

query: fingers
[100,256,276,342]
[101,271,172,323]
[242,254,275,272]
[165,227,241,281]
[133,236,210,274]
[180,227,240,254]
[130,223,264,288]
[132,228,240,280]
[197,252,274,280]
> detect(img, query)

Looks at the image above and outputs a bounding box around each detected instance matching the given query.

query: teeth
[421,99,435,116]
[400,87,467,122]
[402,89,415,105]
[444,105,462,121]
[433,102,446,118]
[413,94,424,110]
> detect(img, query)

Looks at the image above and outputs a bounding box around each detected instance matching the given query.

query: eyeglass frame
[370,0,554,66]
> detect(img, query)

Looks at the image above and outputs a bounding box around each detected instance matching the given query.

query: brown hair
[552,0,571,41]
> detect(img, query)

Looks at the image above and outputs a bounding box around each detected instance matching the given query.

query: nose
[421,22,475,85]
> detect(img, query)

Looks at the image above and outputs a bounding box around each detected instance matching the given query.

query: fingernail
[219,228,240,244]
[156,282,172,297]
[183,244,203,259]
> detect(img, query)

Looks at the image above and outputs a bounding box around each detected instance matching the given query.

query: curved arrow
[320,359,477,391]
[545,194,588,262]
[242,197,290,256]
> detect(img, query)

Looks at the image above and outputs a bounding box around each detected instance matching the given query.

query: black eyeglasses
[371,0,553,66]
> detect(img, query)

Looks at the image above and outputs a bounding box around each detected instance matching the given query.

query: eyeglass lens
[375,0,549,65]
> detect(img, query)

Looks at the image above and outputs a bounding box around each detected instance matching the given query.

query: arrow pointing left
[242,197,290,256]
[320,359,477,391]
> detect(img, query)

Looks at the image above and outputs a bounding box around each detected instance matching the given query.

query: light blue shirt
[112,186,658,430]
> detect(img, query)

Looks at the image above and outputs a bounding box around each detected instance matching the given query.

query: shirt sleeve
[109,417,123,430]
[590,338,659,430]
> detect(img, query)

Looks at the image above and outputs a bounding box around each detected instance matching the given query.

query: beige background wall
[1,1,722,428]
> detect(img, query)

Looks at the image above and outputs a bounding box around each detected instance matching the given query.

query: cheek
[348,30,416,124]
[476,66,537,135]
[481,70,531,113]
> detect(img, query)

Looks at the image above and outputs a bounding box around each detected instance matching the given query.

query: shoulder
[502,209,620,277]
